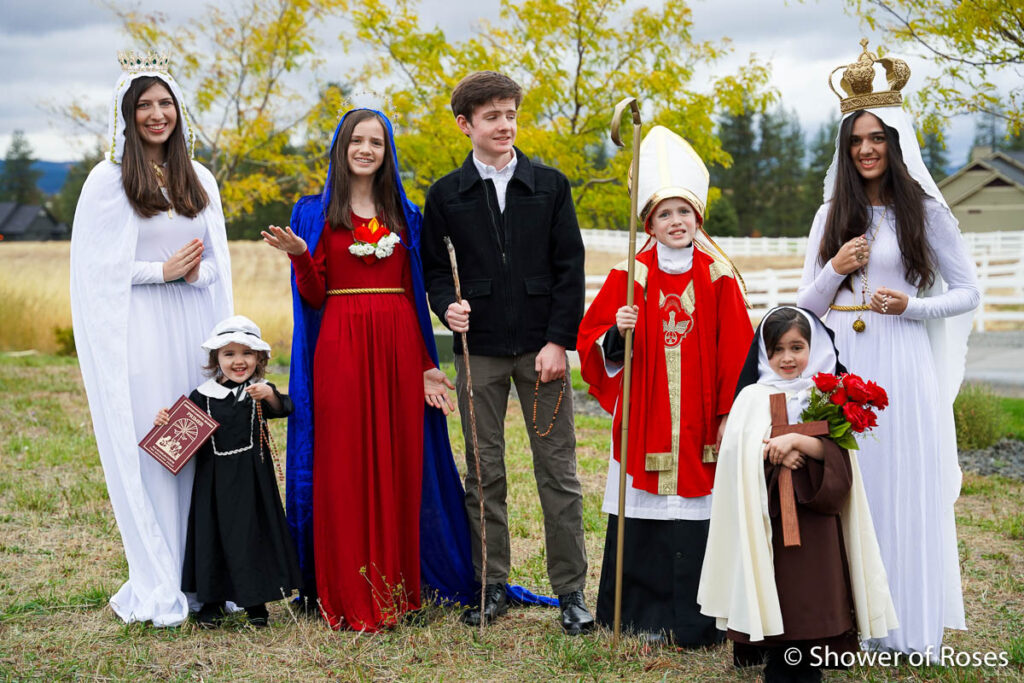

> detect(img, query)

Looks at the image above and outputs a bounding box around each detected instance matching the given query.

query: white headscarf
[755,306,839,422]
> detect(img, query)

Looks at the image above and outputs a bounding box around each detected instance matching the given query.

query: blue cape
[285,109,555,608]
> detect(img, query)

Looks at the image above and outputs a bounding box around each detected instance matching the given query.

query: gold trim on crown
[117,50,170,74]
[828,39,910,114]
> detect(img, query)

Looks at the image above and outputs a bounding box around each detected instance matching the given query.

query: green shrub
[53,326,76,356]
[954,383,1007,450]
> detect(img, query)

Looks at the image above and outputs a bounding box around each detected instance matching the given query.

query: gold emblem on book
[155,417,199,459]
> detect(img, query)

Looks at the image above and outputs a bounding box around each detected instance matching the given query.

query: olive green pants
[455,352,588,595]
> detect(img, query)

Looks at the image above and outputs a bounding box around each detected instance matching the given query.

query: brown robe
[729,438,860,658]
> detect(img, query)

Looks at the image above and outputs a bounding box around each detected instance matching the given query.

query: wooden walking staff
[769,393,829,547]
[609,96,642,647]
[443,236,488,634]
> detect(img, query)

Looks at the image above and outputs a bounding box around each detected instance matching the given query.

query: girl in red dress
[263,109,456,631]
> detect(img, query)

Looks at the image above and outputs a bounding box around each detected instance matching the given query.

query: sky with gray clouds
[0,0,1000,168]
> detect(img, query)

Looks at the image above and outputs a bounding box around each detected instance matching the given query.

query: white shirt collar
[656,241,694,274]
[472,153,517,180]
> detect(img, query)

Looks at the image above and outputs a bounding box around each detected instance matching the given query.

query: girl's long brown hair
[121,76,208,219]
[325,110,405,232]
[819,110,934,291]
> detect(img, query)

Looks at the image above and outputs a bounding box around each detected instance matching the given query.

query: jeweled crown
[117,50,170,74]
[828,39,910,114]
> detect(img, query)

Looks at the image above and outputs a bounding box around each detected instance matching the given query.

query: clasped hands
[163,238,204,283]
[763,433,807,470]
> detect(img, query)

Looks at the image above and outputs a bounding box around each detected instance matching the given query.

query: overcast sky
[0,0,1000,168]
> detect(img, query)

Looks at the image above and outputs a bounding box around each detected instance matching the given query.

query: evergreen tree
[713,107,758,235]
[704,193,739,237]
[0,131,43,204]
[756,108,806,236]
[921,130,949,182]
[50,149,104,227]
[801,118,840,222]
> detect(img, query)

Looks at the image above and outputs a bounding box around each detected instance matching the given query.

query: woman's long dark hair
[819,110,934,291]
[121,76,208,219]
[325,110,405,232]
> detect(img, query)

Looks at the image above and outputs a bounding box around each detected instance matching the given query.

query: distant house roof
[938,149,1024,206]
[0,202,68,239]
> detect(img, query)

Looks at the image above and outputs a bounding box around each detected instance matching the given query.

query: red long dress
[291,215,432,631]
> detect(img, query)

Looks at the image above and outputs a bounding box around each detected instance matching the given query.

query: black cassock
[181,380,301,607]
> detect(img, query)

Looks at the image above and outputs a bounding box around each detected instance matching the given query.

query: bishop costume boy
[577,126,752,645]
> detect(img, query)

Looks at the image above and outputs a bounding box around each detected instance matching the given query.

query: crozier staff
[796,40,979,655]
[70,50,232,627]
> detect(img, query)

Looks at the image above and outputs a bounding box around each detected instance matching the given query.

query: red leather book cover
[139,395,219,475]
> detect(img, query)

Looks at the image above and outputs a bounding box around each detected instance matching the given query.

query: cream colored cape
[697,383,898,642]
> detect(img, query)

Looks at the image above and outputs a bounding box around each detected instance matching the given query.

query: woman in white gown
[797,43,979,655]
[70,52,233,627]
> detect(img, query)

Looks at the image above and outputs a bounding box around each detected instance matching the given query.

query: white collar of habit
[196,378,266,400]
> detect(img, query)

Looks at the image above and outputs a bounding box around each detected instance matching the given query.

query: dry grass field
[1,353,1022,681]
[0,242,807,355]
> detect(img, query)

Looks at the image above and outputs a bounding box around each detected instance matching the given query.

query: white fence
[581,229,1024,260]
[583,235,1024,330]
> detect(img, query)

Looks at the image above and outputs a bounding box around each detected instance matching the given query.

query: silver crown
[117,50,171,74]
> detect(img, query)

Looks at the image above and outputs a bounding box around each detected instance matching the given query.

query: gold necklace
[150,160,174,218]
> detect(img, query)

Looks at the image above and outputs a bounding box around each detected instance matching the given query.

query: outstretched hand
[424,367,456,415]
[261,225,307,255]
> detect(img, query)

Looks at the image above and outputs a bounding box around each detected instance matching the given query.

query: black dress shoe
[461,584,508,626]
[244,603,269,628]
[557,590,595,635]
[196,602,226,629]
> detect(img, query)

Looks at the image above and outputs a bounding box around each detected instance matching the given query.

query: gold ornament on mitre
[828,39,910,114]
[117,50,171,75]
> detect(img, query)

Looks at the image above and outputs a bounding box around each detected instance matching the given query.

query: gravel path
[959,438,1024,481]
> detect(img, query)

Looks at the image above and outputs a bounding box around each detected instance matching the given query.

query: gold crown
[829,39,910,114]
[117,50,170,74]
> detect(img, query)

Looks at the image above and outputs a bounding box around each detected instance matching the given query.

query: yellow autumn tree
[345,0,774,229]
[70,0,348,220]
[847,0,1023,136]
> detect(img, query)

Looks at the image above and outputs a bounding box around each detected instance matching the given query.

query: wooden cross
[769,393,830,548]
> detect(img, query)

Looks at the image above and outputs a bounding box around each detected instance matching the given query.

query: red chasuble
[578,246,752,497]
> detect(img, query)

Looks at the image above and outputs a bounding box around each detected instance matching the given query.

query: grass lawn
[1,354,1022,681]
[999,397,1024,440]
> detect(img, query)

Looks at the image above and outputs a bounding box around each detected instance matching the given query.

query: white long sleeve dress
[71,160,232,626]
[797,198,978,654]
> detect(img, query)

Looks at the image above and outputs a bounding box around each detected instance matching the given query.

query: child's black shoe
[196,602,225,629]
[245,603,269,628]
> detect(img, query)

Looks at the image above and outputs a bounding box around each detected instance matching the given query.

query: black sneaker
[460,584,508,627]
[557,590,595,635]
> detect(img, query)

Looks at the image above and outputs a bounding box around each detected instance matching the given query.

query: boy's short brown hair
[450,71,523,122]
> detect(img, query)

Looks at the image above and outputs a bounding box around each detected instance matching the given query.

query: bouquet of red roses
[799,372,888,450]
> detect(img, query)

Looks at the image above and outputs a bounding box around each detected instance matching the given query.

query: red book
[139,395,220,475]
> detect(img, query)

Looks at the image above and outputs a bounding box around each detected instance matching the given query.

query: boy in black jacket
[421,71,592,634]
